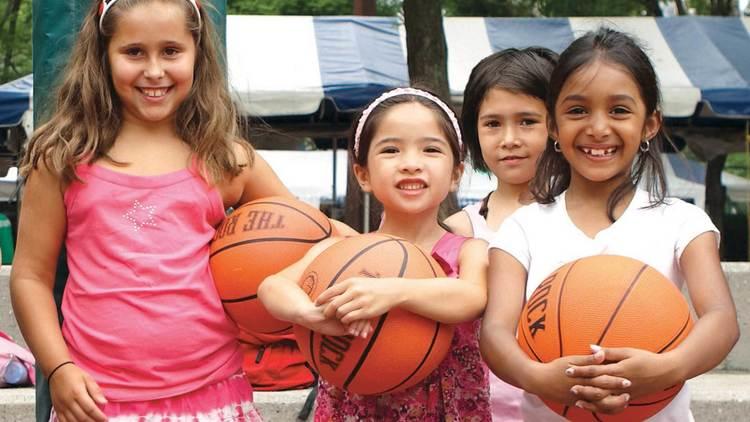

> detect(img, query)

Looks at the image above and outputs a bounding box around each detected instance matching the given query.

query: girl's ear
[353,163,372,192]
[450,162,464,193]
[547,115,559,142]
[643,110,662,142]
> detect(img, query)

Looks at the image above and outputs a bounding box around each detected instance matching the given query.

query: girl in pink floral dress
[259,87,491,421]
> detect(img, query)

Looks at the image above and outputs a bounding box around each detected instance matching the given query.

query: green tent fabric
[30,2,226,421]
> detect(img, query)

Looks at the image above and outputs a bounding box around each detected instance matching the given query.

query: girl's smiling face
[354,102,462,217]
[553,60,660,187]
[107,1,196,127]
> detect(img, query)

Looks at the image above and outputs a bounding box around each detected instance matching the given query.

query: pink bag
[0,330,35,387]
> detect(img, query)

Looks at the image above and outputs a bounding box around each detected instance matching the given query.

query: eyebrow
[372,136,449,146]
[561,94,637,104]
[479,111,545,119]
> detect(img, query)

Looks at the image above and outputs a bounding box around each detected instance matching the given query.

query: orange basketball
[210,196,333,334]
[517,255,693,421]
[295,233,455,395]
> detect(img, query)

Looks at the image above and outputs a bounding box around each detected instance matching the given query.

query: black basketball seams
[210,236,328,258]
[519,325,543,363]
[558,260,579,358]
[247,200,333,236]
[221,294,257,303]
[210,200,332,258]
[343,314,389,390]
[309,237,404,383]
[595,264,648,346]
[658,313,692,354]
[343,239,408,390]
[324,238,400,289]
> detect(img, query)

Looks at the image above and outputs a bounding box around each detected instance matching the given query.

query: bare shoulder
[219,141,292,208]
[459,238,489,264]
[444,210,473,237]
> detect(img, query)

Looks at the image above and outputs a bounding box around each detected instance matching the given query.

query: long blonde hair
[21,0,252,184]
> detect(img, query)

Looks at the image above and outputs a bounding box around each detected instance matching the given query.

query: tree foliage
[0,0,31,83]
[227,0,401,15]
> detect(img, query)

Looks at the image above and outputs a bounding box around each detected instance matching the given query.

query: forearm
[399,277,486,323]
[480,318,539,392]
[257,275,313,325]
[668,306,739,382]
[9,277,71,376]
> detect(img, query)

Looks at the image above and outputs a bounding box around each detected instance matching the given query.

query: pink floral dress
[314,232,491,422]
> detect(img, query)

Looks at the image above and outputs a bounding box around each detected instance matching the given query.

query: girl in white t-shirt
[444,47,557,421]
[481,27,739,421]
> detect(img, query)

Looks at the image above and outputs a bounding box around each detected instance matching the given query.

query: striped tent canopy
[227,16,750,119]
[0,74,32,128]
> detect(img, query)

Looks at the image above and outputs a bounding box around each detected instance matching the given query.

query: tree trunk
[711,0,738,15]
[402,0,450,102]
[402,0,459,217]
[642,0,663,16]
[353,0,376,16]
[705,154,727,257]
[1,0,21,80]
[675,0,689,15]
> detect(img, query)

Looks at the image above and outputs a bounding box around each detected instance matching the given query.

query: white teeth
[141,88,168,97]
[398,183,425,190]
[582,147,616,156]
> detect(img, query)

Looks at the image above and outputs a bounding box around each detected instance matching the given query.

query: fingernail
[565,367,575,376]
[624,393,631,402]
[590,344,602,353]
[575,400,584,409]
[622,379,632,388]
[570,386,579,395]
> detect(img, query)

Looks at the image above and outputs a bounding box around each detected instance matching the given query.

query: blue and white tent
[227,16,750,119]
[0,74,32,128]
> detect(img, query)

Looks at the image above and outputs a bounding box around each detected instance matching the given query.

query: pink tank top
[62,164,242,401]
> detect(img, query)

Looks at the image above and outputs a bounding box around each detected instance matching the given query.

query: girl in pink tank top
[11,1,300,421]
[443,48,558,421]
[259,87,491,421]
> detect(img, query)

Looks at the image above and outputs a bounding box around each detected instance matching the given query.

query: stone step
[1,372,749,421]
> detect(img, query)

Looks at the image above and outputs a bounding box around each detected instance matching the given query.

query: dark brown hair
[461,47,558,173]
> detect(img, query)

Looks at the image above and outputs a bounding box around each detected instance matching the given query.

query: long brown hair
[21,0,251,184]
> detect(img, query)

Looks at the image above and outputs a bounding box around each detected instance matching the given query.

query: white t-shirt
[489,189,718,422]
[463,200,497,242]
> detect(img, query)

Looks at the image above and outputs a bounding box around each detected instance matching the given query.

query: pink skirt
[489,372,523,421]
[51,374,263,421]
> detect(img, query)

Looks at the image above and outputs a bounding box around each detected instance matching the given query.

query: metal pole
[332,139,338,209]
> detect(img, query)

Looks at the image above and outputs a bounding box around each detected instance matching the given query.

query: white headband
[353,87,463,158]
[99,0,202,31]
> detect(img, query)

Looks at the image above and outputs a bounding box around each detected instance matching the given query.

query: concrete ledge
[2,373,749,421]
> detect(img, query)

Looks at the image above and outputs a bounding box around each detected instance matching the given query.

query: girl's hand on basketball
[315,277,402,324]
[567,347,678,400]
[49,363,108,422]
[572,391,631,415]
[347,319,373,338]
[298,303,350,336]
[530,351,608,405]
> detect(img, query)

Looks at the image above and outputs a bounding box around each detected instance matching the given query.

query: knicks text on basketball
[319,335,356,371]
[214,210,286,240]
[526,272,556,337]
